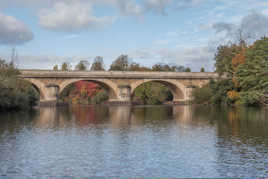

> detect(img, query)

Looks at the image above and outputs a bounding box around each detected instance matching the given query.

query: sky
[1,0,268,71]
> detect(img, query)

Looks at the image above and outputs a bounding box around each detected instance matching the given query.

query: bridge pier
[39,84,59,106]
[108,85,132,105]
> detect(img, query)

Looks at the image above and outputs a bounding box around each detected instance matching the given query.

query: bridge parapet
[20,70,218,79]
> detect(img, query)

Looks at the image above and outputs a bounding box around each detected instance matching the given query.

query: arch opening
[131,80,184,105]
[31,83,43,100]
[59,80,117,104]
[23,79,44,101]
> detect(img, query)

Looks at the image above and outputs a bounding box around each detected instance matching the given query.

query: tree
[175,65,187,72]
[109,55,129,71]
[185,67,191,72]
[152,63,164,71]
[151,63,174,71]
[200,67,205,72]
[61,62,71,71]
[53,65,58,71]
[128,62,151,71]
[236,37,268,106]
[128,62,140,71]
[91,56,105,71]
[214,44,242,76]
[133,82,173,105]
[0,59,39,111]
[75,60,90,71]
[0,59,19,78]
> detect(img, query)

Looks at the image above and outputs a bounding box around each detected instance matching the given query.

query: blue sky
[1,0,268,71]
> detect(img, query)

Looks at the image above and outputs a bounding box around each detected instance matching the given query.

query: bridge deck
[20,70,218,79]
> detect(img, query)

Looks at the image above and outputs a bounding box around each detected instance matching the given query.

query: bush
[0,79,39,111]
[90,90,109,104]
[133,82,173,105]
[0,59,39,111]
[192,84,213,104]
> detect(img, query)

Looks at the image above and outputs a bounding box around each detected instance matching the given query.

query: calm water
[0,105,268,178]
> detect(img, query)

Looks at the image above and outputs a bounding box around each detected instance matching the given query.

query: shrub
[192,84,213,104]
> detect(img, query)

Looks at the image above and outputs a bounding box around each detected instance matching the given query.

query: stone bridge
[20,70,218,104]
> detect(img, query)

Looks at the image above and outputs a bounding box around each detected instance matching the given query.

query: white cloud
[212,12,268,43]
[38,1,115,31]
[145,0,172,15]
[116,0,145,16]
[129,46,214,71]
[0,12,33,45]
[175,0,207,9]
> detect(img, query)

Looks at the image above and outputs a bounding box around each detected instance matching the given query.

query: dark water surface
[0,105,268,178]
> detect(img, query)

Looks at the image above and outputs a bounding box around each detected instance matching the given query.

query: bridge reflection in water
[33,105,195,129]
[1,105,268,178]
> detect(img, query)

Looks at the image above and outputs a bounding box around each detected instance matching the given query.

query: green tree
[53,65,58,71]
[91,56,105,71]
[192,84,212,104]
[109,55,129,71]
[133,82,173,105]
[0,59,19,78]
[185,67,191,72]
[75,60,90,71]
[0,59,39,111]
[214,44,242,76]
[236,37,268,106]
[200,67,205,72]
[91,90,109,104]
[61,62,71,71]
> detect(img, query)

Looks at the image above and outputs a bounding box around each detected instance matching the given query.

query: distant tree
[200,67,205,72]
[109,55,129,71]
[128,62,140,71]
[91,56,105,71]
[53,65,58,71]
[0,59,19,78]
[61,62,71,71]
[75,60,90,71]
[185,67,191,72]
[152,63,172,71]
[152,63,188,72]
[128,62,152,71]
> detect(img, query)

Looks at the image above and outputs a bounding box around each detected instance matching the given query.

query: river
[0,105,268,178]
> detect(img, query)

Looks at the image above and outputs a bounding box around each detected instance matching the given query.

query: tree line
[53,55,206,72]
[193,37,268,107]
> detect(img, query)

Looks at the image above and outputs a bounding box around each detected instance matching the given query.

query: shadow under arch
[23,79,45,100]
[131,79,186,101]
[59,79,118,100]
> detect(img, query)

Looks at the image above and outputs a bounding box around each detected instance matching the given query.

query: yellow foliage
[232,48,246,70]
[80,85,87,97]
[232,77,239,88]
[227,90,239,100]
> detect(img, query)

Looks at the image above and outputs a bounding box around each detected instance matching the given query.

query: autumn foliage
[75,81,101,97]
[232,47,246,70]
[60,81,108,104]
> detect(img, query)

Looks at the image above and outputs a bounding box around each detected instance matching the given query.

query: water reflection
[0,105,268,178]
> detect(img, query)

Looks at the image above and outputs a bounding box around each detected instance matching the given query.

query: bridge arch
[130,79,187,101]
[59,78,119,101]
[23,78,46,100]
